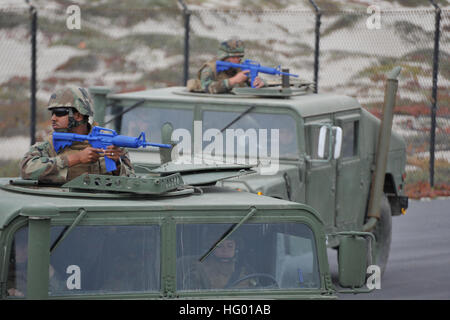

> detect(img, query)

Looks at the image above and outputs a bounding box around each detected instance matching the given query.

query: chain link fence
[0,5,32,160]
[186,9,316,83]
[316,9,450,198]
[0,2,448,198]
[30,5,185,109]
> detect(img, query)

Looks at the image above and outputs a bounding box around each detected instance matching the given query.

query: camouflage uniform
[178,254,259,290]
[187,39,251,94]
[178,233,259,290]
[20,87,135,183]
[199,256,257,289]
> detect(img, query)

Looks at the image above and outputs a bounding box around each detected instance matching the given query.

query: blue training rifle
[53,126,172,172]
[216,59,299,88]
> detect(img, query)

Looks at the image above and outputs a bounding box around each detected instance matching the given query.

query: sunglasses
[50,107,71,117]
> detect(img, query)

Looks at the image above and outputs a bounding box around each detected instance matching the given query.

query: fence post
[178,0,191,86]
[29,4,37,146]
[429,0,441,188]
[308,0,321,93]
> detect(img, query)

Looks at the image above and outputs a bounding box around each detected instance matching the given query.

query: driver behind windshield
[181,233,258,290]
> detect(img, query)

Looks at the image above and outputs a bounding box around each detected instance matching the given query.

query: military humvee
[0,67,404,300]
[88,67,408,275]
[1,164,372,299]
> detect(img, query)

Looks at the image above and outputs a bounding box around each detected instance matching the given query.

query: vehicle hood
[219,162,298,196]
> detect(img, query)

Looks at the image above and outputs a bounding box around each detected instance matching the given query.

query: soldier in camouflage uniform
[187,39,265,93]
[20,87,135,183]
[179,234,259,290]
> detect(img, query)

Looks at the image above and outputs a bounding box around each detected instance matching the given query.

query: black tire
[369,194,392,276]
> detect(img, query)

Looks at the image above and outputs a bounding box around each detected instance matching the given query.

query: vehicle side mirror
[317,125,328,159]
[333,126,342,159]
[307,124,342,162]
[161,122,174,164]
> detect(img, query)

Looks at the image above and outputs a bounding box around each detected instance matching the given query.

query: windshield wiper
[50,208,87,254]
[219,105,255,133]
[199,206,257,262]
[103,99,146,126]
[200,105,256,156]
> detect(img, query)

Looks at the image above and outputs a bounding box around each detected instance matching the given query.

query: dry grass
[0,160,21,178]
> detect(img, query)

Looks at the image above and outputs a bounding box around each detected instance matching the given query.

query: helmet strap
[67,108,88,131]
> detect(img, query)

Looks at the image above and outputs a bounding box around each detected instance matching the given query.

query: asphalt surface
[328,198,450,300]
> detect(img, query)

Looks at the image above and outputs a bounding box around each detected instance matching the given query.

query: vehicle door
[334,113,369,229]
[303,115,340,232]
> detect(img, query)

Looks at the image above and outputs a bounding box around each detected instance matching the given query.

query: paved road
[328,198,450,300]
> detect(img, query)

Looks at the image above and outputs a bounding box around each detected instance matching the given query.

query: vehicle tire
[368,194,392,276]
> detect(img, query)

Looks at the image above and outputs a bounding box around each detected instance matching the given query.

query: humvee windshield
[7,225,160,297]
[202,111,299,160]
[176,222,319,291]
[120,107,193,143]
[118,106,299,161]
[6,221,319,297]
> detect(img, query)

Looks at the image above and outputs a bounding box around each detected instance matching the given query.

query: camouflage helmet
[217,39,245,60]
[47,86,94,117]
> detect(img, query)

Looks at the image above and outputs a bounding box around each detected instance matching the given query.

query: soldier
[179,233,259,290]
[187,39,265,93]
[20,86,134,184]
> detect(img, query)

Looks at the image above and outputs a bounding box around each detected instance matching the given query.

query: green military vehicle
[1,163,372,299]
[0,67,404,300]
[88,67,408,276]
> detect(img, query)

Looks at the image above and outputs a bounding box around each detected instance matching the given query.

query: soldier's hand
[253,76,264,88]
[71,147,103,165]
[229,70,249,86]
[104,145,123,163]
[7,288,24,297]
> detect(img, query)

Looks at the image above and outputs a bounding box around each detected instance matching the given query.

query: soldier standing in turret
[187,39,265,93]
[20,86,134,183]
